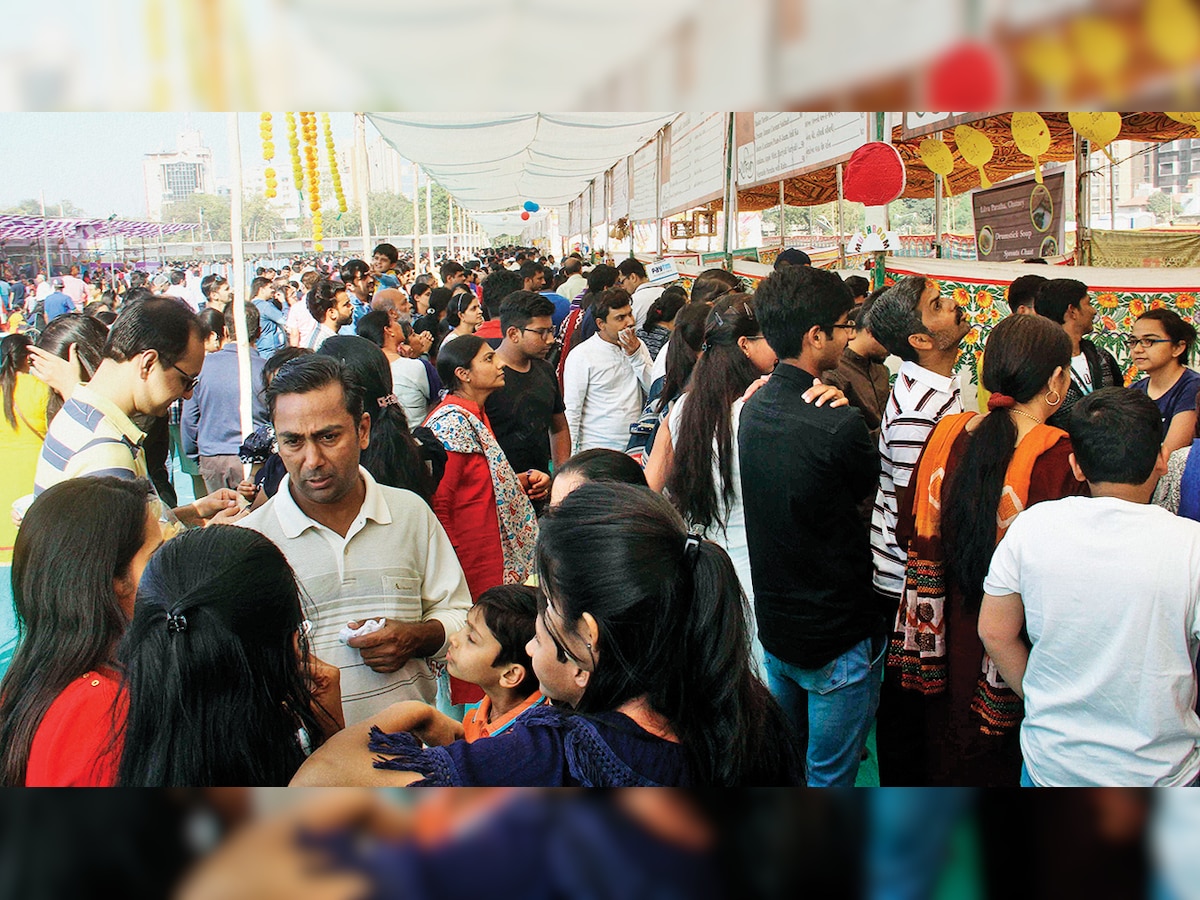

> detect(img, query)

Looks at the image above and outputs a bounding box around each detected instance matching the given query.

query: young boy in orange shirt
[366,585,546,745]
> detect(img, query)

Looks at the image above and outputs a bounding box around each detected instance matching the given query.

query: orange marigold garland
[322,113,348,214]
[300,112,323,251]
[259,112,277,199]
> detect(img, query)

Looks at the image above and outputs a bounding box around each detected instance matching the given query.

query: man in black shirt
[485,291,571,488]
[739,265,883,787]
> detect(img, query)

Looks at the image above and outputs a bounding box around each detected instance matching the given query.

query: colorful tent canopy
[729,112,1197,211]
[0,215,196,243]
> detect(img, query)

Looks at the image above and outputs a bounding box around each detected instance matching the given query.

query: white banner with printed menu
[630,140,658,222]
[590,178,604,228]
[609,157,629,221]
[734,113,869,189]
[568,199,581,239]
[660,113,728,217]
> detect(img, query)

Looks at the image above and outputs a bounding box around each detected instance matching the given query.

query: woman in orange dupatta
[876,314,1086,786]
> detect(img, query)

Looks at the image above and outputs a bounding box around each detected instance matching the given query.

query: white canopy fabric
[367,113,678,215]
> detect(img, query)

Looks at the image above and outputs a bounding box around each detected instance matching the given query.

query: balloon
[1068,111,1122,164]
[523,201,538,212]
[1019,34,1074,99]
[842,142,906,206]
[954,124,995,189]
[1166,112,1200,134]
[1070,17,1130,103]
[1010,112,1052,184]
[926,41,1004,109]
[918,138,955,197]
[520,211,531,220]
[1146,0,1200,69]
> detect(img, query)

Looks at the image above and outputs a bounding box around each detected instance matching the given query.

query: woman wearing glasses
[1129,308,1200,456]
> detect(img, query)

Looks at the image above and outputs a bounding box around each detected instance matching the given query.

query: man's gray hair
[866,276,929,363]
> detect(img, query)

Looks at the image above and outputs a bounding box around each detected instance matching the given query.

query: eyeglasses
[521,327,556,340]
[171,362,200,392]
[1124,336,1174,349]
[831,323,857,333]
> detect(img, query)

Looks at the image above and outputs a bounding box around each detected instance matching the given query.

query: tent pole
[1075,133,1090,266]
[412,163,421,262]
[723,112,736,267]
[932,132,943,259]
[356,113,371,261]
[655,130,664,257]
[227,112,253,484]
[425,172,434,274]
[836,163,847,268]
[778,180,786,249]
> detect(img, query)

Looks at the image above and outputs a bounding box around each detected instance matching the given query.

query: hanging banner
[1089,229,1200,268]
[609,157,630,221]
[660,112,727,217]
[734,113,869,189]
[590,177,604,227]
[630,141,657,222]
[971,170,1065,262]
[568,198,581,238]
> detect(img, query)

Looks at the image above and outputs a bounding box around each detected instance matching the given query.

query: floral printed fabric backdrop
[884,261,1200,390]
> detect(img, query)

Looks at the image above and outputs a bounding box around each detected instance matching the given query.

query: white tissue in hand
[339,618,386,644]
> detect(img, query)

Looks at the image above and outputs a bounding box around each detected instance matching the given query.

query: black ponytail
[0,334,31,430]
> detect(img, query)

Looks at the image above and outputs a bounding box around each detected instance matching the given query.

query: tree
[1148,190,1182,222]
[3,198,88,217]
[162,193,231,241]
[368,191,415,237]
[241,194,285,242]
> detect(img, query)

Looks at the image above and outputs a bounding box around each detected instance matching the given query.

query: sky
[0,112,357,219]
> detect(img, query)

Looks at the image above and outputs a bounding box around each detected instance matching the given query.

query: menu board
[971,171,1066,262]
[735,113,869,189]
[661,112,728,216]
[630,141,657,221]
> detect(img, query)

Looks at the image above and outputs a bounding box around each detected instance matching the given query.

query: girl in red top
[0,476,160,787]
[424,335,546,704]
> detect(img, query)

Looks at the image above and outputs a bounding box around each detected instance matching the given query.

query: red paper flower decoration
[843,142,906,206]
[926,41,1004,109]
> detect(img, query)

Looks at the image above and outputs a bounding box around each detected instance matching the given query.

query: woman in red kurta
[0,476,160,787]
[424,336,546,704]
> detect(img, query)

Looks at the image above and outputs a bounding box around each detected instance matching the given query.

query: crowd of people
[0,242,1198,788]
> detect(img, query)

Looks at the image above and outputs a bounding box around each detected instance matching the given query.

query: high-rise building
[143,130,215,220]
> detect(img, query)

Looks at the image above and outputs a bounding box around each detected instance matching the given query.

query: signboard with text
[734,112,868,189]
[971,171,1066,262]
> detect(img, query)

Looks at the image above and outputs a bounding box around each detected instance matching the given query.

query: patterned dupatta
[888,411,1067,736]
[424,400,538,584]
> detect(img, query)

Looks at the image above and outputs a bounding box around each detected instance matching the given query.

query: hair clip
[166,612,188,634]
[683,534,702,567]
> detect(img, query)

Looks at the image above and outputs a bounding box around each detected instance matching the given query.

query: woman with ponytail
[0,334,47,560]
[635,284,686,361]
[877,313,1085,787]
[116,525,343,786]
[292,482,802,786]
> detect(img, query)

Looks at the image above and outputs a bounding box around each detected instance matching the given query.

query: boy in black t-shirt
[485,291,570,481]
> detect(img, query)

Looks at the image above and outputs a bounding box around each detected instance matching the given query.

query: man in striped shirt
[33,297,241,527]
[866,276,970,609]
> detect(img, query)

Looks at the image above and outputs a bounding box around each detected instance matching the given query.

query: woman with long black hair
[116,525,343,786]
[0,476,159,786]
[291,482,803,786]
[877,313,1085,786]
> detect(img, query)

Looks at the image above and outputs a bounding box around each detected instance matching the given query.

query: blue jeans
[764,633,886,787]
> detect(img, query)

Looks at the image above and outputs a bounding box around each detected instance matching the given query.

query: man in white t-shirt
[980,387,1200,787]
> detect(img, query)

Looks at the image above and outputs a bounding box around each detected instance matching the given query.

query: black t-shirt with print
[485,358,565,474]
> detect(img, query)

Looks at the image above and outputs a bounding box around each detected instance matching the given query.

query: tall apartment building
[143,130,215,220]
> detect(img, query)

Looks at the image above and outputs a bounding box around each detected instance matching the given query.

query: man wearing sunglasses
[32,297,241,528]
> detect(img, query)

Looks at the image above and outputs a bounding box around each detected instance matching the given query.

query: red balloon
[842,142,906,207]
[520,211,531,220]
[926,41,1004,110]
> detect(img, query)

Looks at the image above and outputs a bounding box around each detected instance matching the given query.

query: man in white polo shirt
[562,287,653,453]
[980,387,1200,787]
[238,354,471,725]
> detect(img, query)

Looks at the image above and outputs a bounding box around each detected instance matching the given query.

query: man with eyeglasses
[32,297,241,527]
[485,291,570,489]
[616,258,662,329]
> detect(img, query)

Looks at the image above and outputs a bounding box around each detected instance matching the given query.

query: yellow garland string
[260,112,277,199]
[301,112,323,251]
[286,112,303,199]
[322,113,348,214]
